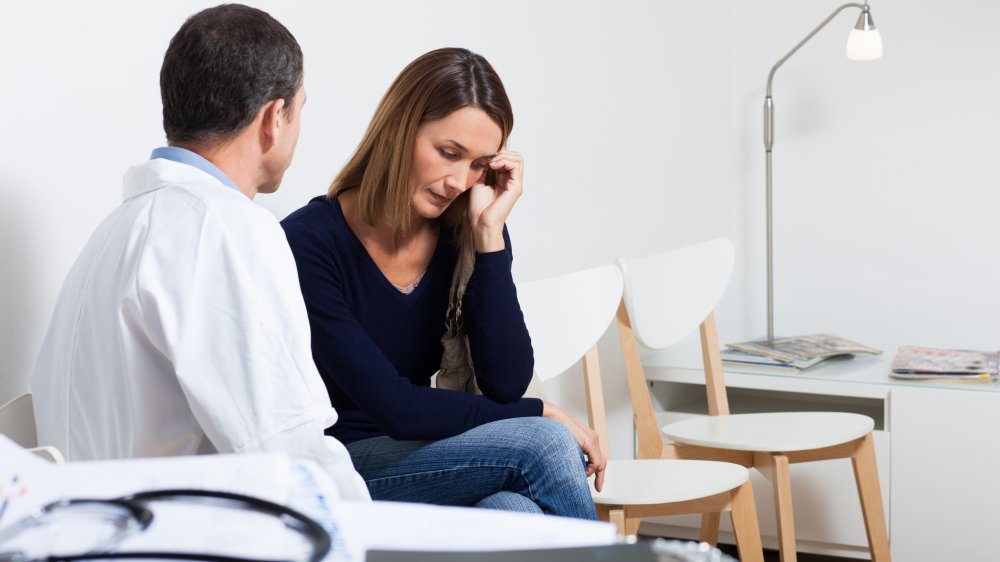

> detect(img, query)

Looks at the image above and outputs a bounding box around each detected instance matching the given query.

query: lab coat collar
[150,147,240,192]
[122,158,239,202]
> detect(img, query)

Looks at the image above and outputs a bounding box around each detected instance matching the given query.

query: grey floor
[714,542,857,561]
[643,536,859,562]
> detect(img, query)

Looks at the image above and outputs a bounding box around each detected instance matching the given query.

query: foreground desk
[0,437,616,561]
[640,353,1000,561]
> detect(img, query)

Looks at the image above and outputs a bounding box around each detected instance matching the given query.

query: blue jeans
[344,417,598,520]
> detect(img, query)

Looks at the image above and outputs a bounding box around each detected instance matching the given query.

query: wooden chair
[616,238,890,562]
[0,393,65,463]
[516,265,764,562]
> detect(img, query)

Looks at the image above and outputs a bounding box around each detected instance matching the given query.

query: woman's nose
[445,165,480,194]
[443,176,466,195]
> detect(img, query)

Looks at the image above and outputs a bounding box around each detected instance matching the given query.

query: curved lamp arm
[766,3,868,99]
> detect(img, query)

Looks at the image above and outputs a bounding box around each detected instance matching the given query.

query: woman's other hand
[468,150,523,253]
[541,400,607,492]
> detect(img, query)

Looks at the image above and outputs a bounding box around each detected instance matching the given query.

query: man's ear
[259,97,287,151]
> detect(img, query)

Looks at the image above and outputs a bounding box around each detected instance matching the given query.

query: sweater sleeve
[283,221,543,442]
[462,226,535,403]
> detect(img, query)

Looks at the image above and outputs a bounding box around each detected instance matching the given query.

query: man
[32,4,369,500]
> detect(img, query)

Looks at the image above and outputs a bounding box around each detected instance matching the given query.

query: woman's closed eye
[440,147,489,171]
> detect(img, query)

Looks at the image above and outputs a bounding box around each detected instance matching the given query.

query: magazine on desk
[726,334,882,367]
[891,346,999,380]
[719,349,805,373]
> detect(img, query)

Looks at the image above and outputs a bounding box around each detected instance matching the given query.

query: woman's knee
[512,417,586,468]
[477,418,596,520]
[471,417,585,472]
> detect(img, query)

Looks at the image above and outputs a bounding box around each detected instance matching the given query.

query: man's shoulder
[128,158,269,219]
[134,182,274,244]
[131,181,294,293]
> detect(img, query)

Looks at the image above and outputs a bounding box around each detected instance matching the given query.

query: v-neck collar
[331,196,450,303]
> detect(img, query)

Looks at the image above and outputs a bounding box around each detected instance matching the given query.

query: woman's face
[409,106,502,220]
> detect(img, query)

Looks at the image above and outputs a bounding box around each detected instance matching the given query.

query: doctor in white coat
[32,4,369,500]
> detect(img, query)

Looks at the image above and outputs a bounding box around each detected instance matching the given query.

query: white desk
[639,353,1000,561]
[0,438,616,561]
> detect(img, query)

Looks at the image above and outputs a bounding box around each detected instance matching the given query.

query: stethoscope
[0,489,330,562]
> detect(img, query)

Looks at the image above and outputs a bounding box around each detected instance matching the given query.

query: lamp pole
[764,2,875,342]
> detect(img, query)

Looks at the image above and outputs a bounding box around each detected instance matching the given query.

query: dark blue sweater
[281,196,543,444]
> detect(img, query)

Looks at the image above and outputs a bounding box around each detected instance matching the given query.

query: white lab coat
[32,158,370,500]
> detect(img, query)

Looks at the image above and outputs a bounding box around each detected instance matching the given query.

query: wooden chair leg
[772,454,798,562]
[599,505,625,537]
[729,481,764,562]
[700,512,721,546]
[852,433,892,562]
[624,516,642,536]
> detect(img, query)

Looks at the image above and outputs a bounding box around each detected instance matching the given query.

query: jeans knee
[521,417,585,469]
[491,417,597,520]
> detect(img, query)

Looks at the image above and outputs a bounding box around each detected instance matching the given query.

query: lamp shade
[846,9,882,60]
[846,28,883,60]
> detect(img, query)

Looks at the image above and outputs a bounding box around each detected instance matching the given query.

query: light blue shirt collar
[150,147,240,192]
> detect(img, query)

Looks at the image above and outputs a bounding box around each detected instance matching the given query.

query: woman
[281,48,604,518]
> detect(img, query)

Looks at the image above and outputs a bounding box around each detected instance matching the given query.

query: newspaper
[727,334,882,365]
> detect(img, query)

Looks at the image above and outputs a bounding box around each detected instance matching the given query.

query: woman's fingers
[488,152,523,192]
[469,151,524,249]
[594,464,606,493]
[581,427,607,492]
[489,153,523,207]
[541,401,607,492]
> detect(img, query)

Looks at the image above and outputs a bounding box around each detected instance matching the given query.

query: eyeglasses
[0,489,330,562]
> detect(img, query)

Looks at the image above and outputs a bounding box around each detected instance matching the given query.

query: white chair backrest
[0,393,38,448]
[618,238,735,350]
[517,265,624,382]
[28,446,66,464]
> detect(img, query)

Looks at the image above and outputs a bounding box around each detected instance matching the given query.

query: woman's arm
[465,151,606,489]
[462,227,534,403]
[283,219,542,442]
[463,150,534,401]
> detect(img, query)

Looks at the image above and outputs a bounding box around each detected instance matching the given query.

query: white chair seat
[591,459,749,506]
[663,412,874,452]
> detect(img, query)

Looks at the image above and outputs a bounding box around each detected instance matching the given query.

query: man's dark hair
[160,4,303,143]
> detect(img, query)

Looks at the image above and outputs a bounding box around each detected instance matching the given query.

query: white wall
[2,1,998,460]
[730,0,1000,352]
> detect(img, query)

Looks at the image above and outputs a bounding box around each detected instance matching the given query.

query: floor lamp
[764,2,883,342]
